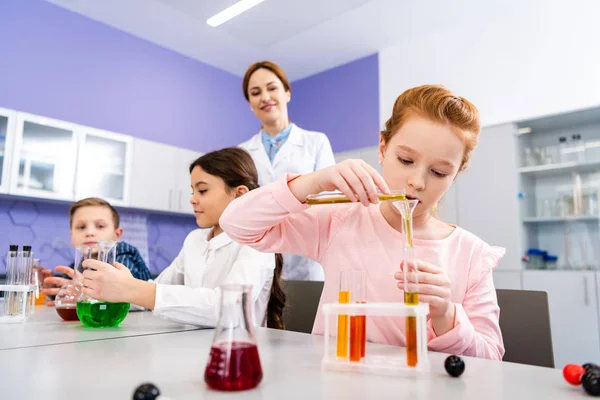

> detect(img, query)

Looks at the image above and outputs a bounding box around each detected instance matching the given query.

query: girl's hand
[394,260,456,335]
[81,260,134,303]
[289,159,390,206]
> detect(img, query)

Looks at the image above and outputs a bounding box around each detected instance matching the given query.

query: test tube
[97,240,117,264]
[336,270,351,358]
[5,245,18,315]
[73,245,92,283]
[349,270,366,362]
[392,198,419,367]
[306,190,406,205]
[22,246,33,315]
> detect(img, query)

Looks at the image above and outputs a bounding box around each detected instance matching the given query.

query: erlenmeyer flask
[204,284,263,391]
[54,245,90,321]
[76,240,130,328]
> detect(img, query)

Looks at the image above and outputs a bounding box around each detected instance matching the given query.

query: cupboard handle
[584,276,589,306]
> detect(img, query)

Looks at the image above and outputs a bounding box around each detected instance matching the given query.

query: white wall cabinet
[10,113,79,201]
[455,123,523,271]
[523,271,600,368]
[129,139,200,214]
[75,127,133,206]
[0,107,16,194]
[172,148,202,213]
[493,271,522,290]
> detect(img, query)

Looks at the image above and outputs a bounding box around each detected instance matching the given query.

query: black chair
[281,280,324,334]
[496,289,554,368]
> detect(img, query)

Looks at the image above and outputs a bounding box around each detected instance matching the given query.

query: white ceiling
[46,0,507,81]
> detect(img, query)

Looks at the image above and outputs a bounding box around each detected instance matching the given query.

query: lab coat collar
[247,123,304,150]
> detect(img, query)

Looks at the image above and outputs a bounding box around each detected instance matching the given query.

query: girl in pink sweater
[220,84,505,360]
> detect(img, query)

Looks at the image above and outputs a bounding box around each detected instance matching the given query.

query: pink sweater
[220,174,506,360]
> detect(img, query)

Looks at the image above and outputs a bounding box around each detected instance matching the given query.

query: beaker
[76,240,130,328]
[392,198,420,367]
[204,284,263,391]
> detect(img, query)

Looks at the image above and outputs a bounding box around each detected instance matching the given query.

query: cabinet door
[523,271,600,367]
[129,139,179,212]
[10,113,78,201]
[0,107,16,194]
[493,271,522,290]
[173,148,202,213]
[75,128,133,206]
[455,123,523,271]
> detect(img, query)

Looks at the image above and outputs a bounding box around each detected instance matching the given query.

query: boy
[43,198,152,305]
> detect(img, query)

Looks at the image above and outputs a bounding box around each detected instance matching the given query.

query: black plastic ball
[583,370,600,397]
[584,363,599,374]
[133,383,161,400]
[444,355,465,378]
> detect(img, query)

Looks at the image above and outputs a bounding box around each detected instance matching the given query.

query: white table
[0,327,587,399]
[0,306,201,350]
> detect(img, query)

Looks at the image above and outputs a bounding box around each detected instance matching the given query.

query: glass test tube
[5,245,18,315]
[306,190,406,205]
[349,270,366,362]
[336,270,351,358]
[22,246,34,314]
[402,211,419,367]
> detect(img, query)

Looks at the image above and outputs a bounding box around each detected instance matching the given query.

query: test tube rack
[0,284,37,323]
[322,302,430,376]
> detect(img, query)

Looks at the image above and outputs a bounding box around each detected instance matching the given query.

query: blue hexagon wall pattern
[0,198,197,276]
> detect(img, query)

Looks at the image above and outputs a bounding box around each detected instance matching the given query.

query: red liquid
[56,307,80,321]
[204,342,263,391]
[350,314,366,361]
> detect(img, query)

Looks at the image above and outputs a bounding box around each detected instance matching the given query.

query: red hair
[381,84,481,171]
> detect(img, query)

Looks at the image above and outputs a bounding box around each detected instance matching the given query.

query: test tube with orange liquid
[336,271,351,358]
[349,270,366,362]
[393,197,420,367]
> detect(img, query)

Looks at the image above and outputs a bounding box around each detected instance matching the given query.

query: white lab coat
[239,123,336,281]
[153,229,275,328]
[239,123,336,187]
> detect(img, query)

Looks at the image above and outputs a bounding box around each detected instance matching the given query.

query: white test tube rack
[0,284,37,323]
[322,302,430,376]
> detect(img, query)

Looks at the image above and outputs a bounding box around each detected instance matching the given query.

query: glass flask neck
[213,284,256,345]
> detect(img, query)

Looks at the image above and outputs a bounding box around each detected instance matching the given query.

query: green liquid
[76,301,130,328]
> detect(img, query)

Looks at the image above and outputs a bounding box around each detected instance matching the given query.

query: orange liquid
[336,291,350,358]
[405,292,418,367]
[34,293,46,306]
[350,315,366,362]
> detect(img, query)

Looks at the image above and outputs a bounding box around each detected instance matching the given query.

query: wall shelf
[523,215,599,223]
[518,160,600,178]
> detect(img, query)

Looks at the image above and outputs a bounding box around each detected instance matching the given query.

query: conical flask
[76,240,130,328]
[204,284,263,391]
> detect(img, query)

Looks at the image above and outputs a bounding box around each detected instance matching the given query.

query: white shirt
[239,123,335,281]
[153,229,275,327]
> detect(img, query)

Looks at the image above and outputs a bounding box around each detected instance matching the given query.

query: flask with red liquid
[204,284,263,391]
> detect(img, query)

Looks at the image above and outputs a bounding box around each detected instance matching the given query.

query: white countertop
[0,325,586,399]
[0,306,201,350]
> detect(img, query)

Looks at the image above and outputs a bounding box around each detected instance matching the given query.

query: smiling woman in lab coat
[239,61,336,281]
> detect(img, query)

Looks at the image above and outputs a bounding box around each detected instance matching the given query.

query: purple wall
[0,0,251,275]
[0,0,257,152]
[288,54,380,153]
